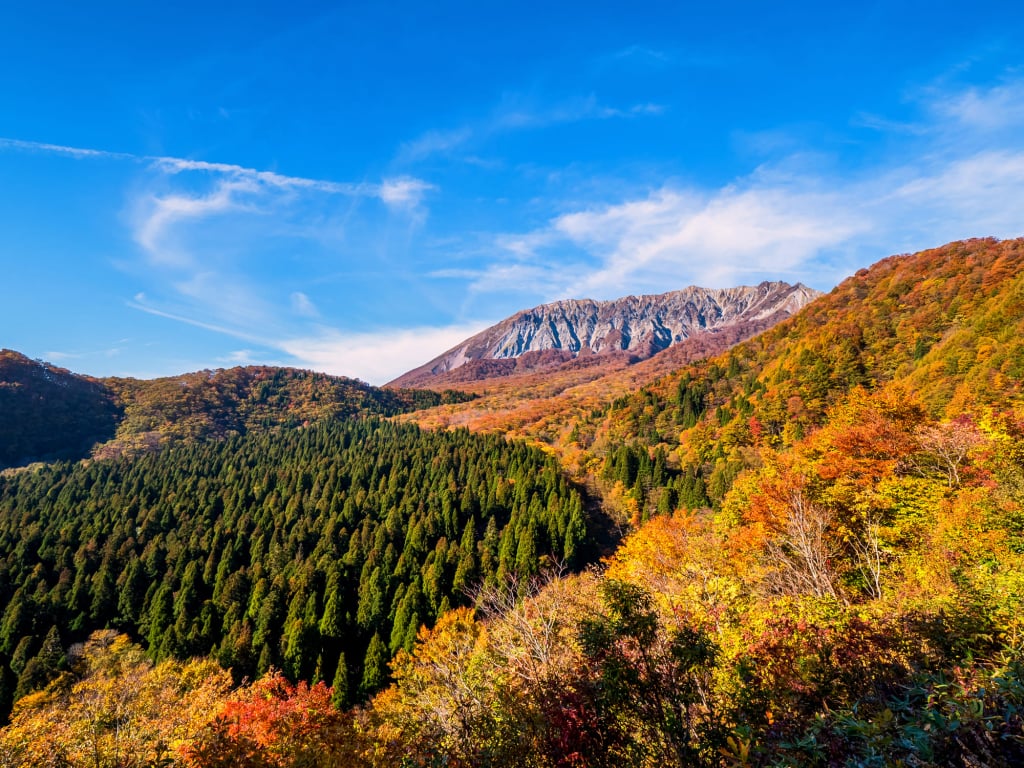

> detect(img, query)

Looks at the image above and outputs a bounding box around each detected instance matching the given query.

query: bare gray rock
[391,282,821,387]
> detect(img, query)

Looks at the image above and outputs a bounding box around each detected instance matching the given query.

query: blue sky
[3,1,1024,383]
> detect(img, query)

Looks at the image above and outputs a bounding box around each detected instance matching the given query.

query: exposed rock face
[390,281,821,387]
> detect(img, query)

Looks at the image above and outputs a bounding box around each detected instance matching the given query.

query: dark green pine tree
[145,583,174,656]
[563,502,587,566]
[257,642,275,675]
[8,636,34,686]
[360,632,388,697]
[14,625,65,701]
[89,562,117,623]
[319,588,344,639]
[515,519,539,578]
[331,651,350,710]
[452,519,478,594]
[116,558,147,627]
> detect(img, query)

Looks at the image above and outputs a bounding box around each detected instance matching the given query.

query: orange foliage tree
[182,671,355,768]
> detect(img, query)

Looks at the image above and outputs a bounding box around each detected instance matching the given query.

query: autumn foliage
[183,672,354,768]
[0,630,232,768]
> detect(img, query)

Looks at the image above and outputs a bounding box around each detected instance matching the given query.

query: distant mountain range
[389,281,820,388]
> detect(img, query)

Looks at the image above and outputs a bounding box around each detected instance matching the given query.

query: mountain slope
[390,281,820,388]
[0,350,121,469]
[583,237,1024,515]
[98,366,471,458]
[0,354,472,468]
[397,305,804,452]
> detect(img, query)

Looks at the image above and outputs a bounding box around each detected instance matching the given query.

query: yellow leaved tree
[0,630,232,768]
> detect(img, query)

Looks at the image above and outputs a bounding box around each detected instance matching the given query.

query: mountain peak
[389,281,821,388]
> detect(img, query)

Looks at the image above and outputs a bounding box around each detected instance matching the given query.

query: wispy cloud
[433,261,563,298]
[610,44,670,63]
[881,149,1024,236]
[398,93,666,162]
[467,180,865,297]
[926,80,1024,131]
[127,290,489,383]
[379,176,436,209]
[596,102,666,118]
[134,178,259,267]
[45,346,125,363]
[854,78,1024,140]
[491,94,667,130]
[290,291,319,318]
[151,156,369,196]
[0,134,453,383]
[399,128,474,162]
[0,136,433,208]
[127,297,268,344]
[599,43,728,72]
[217,349,263,366]
[0,137,134,160]
[851,112,927,135]
[561,186,843,293]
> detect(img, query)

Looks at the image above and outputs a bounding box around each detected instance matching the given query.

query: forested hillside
[100,366,472,458]
[0,419,588,716]
[0,353,472,467]
[583,237,1024,520]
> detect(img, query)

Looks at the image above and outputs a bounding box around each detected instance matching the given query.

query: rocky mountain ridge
[390,281,821,387]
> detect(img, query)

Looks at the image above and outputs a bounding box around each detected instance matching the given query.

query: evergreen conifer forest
[0,419,588,709]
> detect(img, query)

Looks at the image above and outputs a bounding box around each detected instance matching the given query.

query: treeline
[0,418,588,716]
